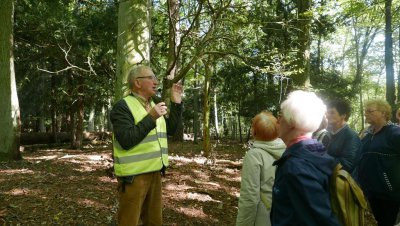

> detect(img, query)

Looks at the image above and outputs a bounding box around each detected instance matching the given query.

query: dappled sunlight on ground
[3,188,42,196]
[0,168,35,175]
[77,198,108,209]
[176,206,210,219]
[0,141,246,225]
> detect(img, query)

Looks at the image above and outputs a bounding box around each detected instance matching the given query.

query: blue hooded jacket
[271,139,339,226]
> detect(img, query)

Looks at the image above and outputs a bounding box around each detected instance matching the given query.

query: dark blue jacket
[327,124,361,173]
[356,124,400,201]
[271,139,339,226]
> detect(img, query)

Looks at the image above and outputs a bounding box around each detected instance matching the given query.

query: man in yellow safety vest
[110,65,183,226]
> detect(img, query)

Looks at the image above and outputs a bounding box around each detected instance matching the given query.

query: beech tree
[115,0,151,102]
[0,0,22,161]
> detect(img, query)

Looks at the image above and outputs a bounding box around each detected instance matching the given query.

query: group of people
[110,65,399,226]
[236,91,400,226]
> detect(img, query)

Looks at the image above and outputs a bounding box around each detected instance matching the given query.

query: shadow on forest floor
[0,141,246,225]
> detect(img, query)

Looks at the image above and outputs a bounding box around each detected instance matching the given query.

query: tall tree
[385,0,395,113]
[293,0,312,87]
[115,0,151,102]
[0,0,22,161]
[202,58,212,157]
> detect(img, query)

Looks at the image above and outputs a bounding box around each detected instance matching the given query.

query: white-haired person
[271,90,339,226]
[236,111,286,226]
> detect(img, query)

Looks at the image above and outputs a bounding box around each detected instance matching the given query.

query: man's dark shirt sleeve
[110,99,182,150]
[166,102,182,135]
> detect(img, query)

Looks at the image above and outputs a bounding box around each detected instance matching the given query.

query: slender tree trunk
[107,98,113,131]
[193,86,199,143]
[70,110,76,147]
[253,73,259,114]
[72,82,84,150]
[87,107,95,132]
[352,22,378,130]
[293,0,311,87]
[50,75,58,142]
[115,0,151,103]
[100,105,106,132]
[39,117,46,132]
[202,61,212,157]
[0,0,21,161]
[162,0,180,101]
[359,90,364,131]
[398,27,400,103]
[317,32,322,75]
[238,102,243,143]
[385,0,395,117]
[213,90,219,141]
[232,116,237,140]
[193,66,200,143]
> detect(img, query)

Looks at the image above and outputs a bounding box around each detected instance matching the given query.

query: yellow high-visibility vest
[113,95,169,177]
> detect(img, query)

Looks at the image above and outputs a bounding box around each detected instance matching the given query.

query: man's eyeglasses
[136,75,157,81]
[365,109,378,114]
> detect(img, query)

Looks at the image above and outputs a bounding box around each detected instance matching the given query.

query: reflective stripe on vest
[113,95,169,177]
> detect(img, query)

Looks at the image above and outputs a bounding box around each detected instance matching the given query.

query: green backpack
[330,163,377,226]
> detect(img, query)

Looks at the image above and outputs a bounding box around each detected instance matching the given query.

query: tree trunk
[385,0,395,118]
[87,107,95,132]
[39,117,46,132]
[398,27,400,103]
[115,0,151,103]
[162,0,180,101]
[232,116,237,140]
[0,0,22,161]
[316,31,322,75]
[213,90,219,141]
[238,103,243,143]
[293,0,311,87]
[50,74,58,142]
[72,83,84,150]
[70,110,76,147]
[352,23,378,130]
[202,61,212,157]
[193,68,200,143]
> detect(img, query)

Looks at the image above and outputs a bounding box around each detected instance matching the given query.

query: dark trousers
[368,196,400,226]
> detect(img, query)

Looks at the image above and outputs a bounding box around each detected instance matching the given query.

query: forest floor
[0,141,246,226]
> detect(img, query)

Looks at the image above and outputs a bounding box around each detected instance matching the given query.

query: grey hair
[127,65,153,89]
[280,90,326,134]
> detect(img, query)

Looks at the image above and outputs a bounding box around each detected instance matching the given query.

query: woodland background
[1,0,400,225]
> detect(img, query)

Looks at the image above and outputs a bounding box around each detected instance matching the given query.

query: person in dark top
[325,100,361,173]
[356,99,400,226]
[312,115,330,147]
[110,65,183,226]
[271,90,339,226]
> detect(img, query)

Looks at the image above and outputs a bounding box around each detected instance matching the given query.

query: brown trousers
[117,172,162,226]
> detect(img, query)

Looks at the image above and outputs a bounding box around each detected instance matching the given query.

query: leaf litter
[0,141,246,225]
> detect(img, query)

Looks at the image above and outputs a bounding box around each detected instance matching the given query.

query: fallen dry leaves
[0,141,246,225]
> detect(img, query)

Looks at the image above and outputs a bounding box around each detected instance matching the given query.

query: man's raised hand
[149,102,168,120]
[171,83,183,104]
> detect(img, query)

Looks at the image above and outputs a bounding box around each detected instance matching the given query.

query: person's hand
[171,83,183,104]
[149,102,168,120]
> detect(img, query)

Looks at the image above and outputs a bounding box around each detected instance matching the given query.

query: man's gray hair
[127,65,153,89]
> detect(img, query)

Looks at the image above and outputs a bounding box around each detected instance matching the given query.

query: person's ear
[134,79,141,89]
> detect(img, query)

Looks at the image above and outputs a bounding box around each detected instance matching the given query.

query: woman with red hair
[236,111,286,226]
